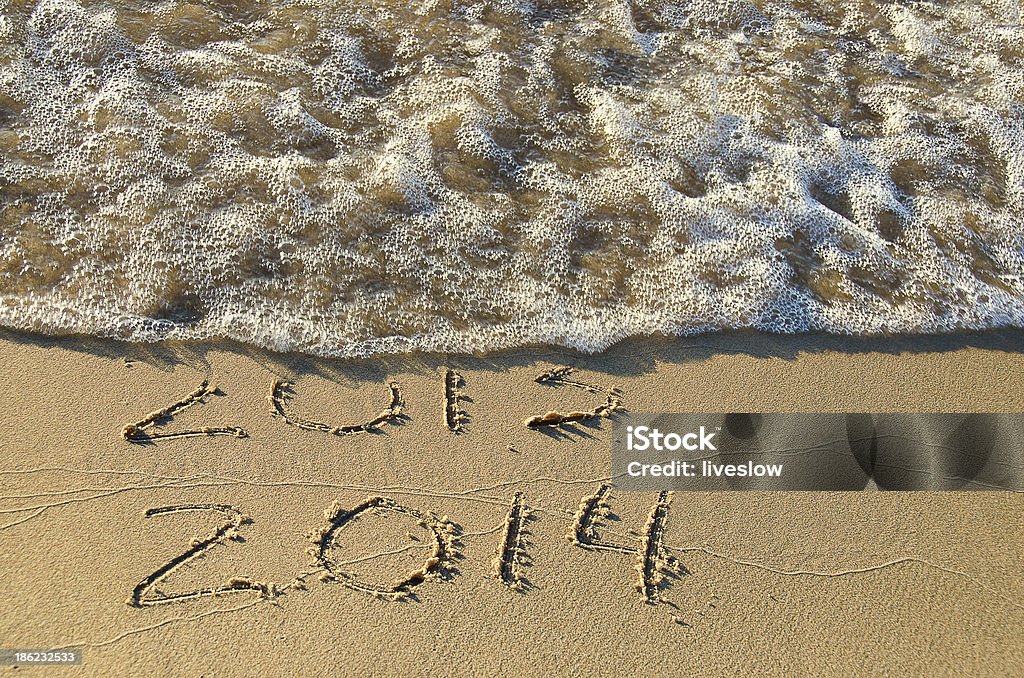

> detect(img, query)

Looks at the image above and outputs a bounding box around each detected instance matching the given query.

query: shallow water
[0,0,1021,356]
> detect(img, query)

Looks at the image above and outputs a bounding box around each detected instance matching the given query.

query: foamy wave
[0,0,1021,356]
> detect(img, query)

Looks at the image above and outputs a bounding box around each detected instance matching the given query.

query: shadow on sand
[1,326,1022,387]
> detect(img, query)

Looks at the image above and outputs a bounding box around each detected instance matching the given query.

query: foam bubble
[0,0,1021,357]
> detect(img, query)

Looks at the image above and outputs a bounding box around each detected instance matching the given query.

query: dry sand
[0,329,1022,676]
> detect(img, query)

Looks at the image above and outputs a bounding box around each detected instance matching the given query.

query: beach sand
[0,329,1022,675]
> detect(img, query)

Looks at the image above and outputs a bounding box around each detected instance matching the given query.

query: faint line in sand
[0,506,47,530]
[0,478,216,532]
[667,544,1024,613]
[63,599,264,650]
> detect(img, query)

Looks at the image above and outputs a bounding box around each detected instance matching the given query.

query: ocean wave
[0,0,1021,356]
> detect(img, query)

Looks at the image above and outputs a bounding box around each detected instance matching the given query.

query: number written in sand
[130,498,458,607]
[129,490,684,611]
[119,368,626,440]
[443,368,469,433]
[524,367,626,431]
[568,485,685,604]
[492,491,531,590]
[268,379,405,435]
[130,504,281,607]
[310,497,458,600]
[121,380,246,443]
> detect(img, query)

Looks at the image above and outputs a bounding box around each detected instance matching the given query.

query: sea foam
[0,0,1021,356]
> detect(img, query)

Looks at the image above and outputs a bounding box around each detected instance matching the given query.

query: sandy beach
[0,329,1021,675]
[2,0,1023,672]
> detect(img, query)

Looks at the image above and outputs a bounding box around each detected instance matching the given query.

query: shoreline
[2,323,1024,371]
